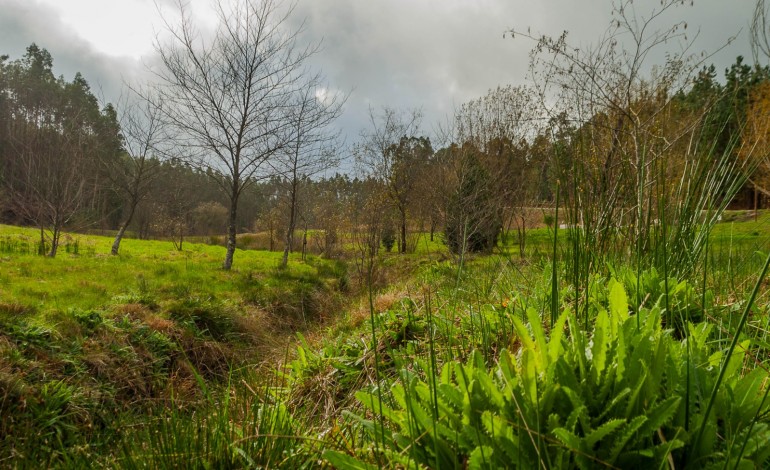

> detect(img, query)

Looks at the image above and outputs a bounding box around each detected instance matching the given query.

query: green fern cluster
[327,280,770,469]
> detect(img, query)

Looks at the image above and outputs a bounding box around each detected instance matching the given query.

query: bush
[444,152,502,255]
[381,225,396,252]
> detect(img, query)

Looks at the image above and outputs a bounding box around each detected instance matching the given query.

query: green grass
[4,212,770,467]
[0,224,328,314]
[282,250,770,468]
[710,210,770,241]
[0,224,351,466]
[265,211,770,468]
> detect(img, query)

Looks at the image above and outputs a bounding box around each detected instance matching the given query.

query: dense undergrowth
[0,225,350,466]
[126,247,770,468]
[2,214,770,467]
[323,266,770,468]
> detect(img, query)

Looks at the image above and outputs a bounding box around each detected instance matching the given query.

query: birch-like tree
[154,0,316,269]
[107,88,165,255]
[356,107,425,253]
[278,77,344,268]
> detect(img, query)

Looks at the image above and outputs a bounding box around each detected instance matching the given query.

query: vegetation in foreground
[0,225,351,466]
[4,0,770,467]
[0,210,769,467]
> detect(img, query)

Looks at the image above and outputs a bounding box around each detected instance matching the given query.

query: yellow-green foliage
[0,224,327,315]
[327,279,770,469]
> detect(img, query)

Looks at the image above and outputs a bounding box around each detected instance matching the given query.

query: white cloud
[36,0,157,59]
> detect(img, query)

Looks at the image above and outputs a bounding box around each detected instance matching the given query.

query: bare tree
[455,85,538,151]
[8,127,91,257]
[356,107,425,253]
[153,0,316,270]
[107,88,165,255]
[454,85,542,248]
[278,76,344,267]
[308,174,351,258]
[147,160,201,250]
[510,0,739,260]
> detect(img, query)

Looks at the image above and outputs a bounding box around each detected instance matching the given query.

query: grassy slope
[0,224,350,465]
[0,224,327,311]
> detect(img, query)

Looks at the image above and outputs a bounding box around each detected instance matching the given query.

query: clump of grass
[167,297,236,342]
[0,234,36,255]
[120,371,315,469]
[0,302,35,316]
[239,265,345,327]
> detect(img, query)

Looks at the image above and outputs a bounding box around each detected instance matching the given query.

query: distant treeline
[1,44,769,259]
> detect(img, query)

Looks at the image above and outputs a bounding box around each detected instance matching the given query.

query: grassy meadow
[1,212,770,467]
[0,224,351,466]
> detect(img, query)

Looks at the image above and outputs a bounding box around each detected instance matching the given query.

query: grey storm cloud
[0,0,758,143]
[288,0,754,140]
[289,0,542,135]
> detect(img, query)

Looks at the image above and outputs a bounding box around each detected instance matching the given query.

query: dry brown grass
[231,306,295,358]
[0,302,34,316]
[145,315,176,334]
[115,303,153,322]
[342,288,410,333]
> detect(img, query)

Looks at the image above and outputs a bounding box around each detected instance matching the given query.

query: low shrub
[327,280,770,469]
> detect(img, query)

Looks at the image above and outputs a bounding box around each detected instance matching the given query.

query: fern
[332,276,770,469]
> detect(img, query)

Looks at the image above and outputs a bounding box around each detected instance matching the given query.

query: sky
[0,0,759,144]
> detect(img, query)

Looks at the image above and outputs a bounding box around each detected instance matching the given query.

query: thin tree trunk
[430,218,436,242]
[399,206,407,254]
[601,115,625,194]
[39,226,46,256]
[223,197,238,270]
[48,225,60,258]
[281,222,294,267]
[111,224,130,255]
[281,178,299,268]
[111,199,138,255]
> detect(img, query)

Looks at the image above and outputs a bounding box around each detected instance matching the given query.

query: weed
[167,297,236,342]
[328,279,770,469]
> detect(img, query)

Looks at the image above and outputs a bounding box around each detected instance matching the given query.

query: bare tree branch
[153,0,320,269]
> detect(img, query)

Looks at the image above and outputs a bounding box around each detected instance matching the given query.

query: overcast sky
[0,0,758,144]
